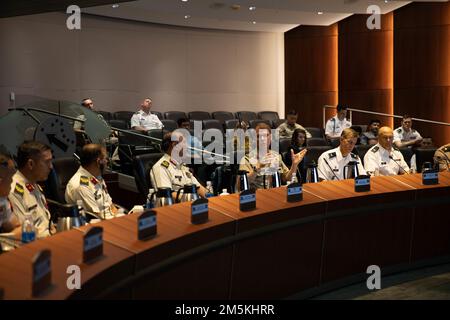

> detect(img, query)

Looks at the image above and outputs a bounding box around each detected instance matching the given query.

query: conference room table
[0,172,449,300]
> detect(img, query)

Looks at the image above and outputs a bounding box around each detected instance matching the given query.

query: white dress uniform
[393,127,422,144]
[65,167,115,219]
[9,171,51,238]
[325,115,352,138]
[0,197,14,230]
[130,110,163,130]
[317,147,366,181]
[363,143,410,176]
[239,149,289,189]
[150,153,201,192]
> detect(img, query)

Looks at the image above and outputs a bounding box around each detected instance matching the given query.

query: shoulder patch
[350,153,358,159]
[161,160,170,168]
[396,128,402,133]
[371,146,379,153]
[80,176,89,186]
[14,183,24,196]
[328,152,337,159]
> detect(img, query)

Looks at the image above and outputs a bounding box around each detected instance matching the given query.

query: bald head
[378,126,394,150]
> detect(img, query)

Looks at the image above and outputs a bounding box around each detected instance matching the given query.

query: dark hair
[80,144,104,167]
[17,141,51,169]
[81,98,91,106]
[286,110,298,116]
[369,119,381,126]
[291,128,307,148]
[337,104,347,112]
[0,152,12,168]
[402,115,412,120]
[177,118,190,127]
[161,132,174,152]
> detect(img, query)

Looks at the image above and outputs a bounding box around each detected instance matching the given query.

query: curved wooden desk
[0,172,449,300]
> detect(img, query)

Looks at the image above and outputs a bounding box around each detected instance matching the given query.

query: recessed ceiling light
[317,11,324,15]
[251,21,256,24]
[184,15,191,19]
[112,4,119,8]
[182,0,189,2]
[249,6,256,11]
[384,0,389,3]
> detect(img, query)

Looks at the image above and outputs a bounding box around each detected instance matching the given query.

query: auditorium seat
[414,148,437,172]
[133,153,164,196]
[273,119,285,129]
[164,111,187,122]
[307,137,329,147]
[224,119,239,130]
[44,157,80,203]
[304,146,332,166]
[258,111,279,123]
[398,147,414,167]
[203,119,223,131]
[108,119,129,130]
[235,111,257,122]
[279,138,291,154]
[97,110,112,122]
[151,111,163,120]
[114,111,135,122]
[190,119,203,131]
[212,111,234,124]
[188,111,211,121]
[161,119,177,132]
[305,127,325,139]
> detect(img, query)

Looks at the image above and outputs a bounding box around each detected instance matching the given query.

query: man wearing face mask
[65,144,119,219]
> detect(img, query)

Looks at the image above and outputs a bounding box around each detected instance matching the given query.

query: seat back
[414,148,437,172]
[225,119,239,130]
[203,119,223,131]
[188,111,211,121]
[161,119,177,132]
[212,111,234,124]
[304,146,333,166]
[305,127,325,139]
[133,153,164,197]
[97,111,112,121]
[398,147,414,167]
[279,138,292,154]
[307,138,329,147]
[164,111,187,122]
[235,111,257,123]
[114,111,135,123]
[108,119,129,130]
[151,111,163,119]
[273,119,285,129]
[258,111,279,122]
[355,144,373,166]
[249,119,271,129]
[44,158,80,203]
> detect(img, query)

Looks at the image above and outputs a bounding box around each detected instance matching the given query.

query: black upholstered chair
[188,111,211,121]
[133,153,165,197]
[44,157,80,203]
[212,111,234,124]
[305,127,326,139]
[164,111,187,122]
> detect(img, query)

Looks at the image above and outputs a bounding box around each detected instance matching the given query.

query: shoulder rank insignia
[80,176,89,186]
[14,183,24,196]
[350,153,358,159]
[90,177,98,185]
[26,183,35,192]
[328,152,337,159]
[371,146,379,153]
[161,160,170,168]
[396,128,402,133]
[393,146,400,151]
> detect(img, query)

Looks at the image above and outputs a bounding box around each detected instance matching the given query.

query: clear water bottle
[21,215,36,243]
[219,188,230,196]
[205,181,214,198]
[77,200,87,224]
[146,188,155,209]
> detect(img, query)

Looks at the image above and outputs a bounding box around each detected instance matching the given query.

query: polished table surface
[0,172,449,299]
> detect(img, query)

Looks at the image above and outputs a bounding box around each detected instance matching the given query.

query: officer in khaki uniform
[239,123,306,190]
[8,142,55,238]
[434,143,450,171]
[150,132,208,199]
[277,110,312,140]
[65,144,120,220]
[0,153,20,233]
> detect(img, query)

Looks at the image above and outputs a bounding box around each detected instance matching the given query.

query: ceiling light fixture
[317,11,324,15]
[112,4,119,8]
[182,0,189,2]
[249,6,256,11]
[252,21,256,24]
[184,15,191,19]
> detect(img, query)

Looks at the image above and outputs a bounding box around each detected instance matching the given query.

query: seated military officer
[239,123,307,189]
[0,153,20,233]
[65,144,121,220]
[393,115,422,148]
[317,128,366,181]
[434,143,450,171]
[9,141,54,237]
[150,131,208,199]
[364,127,410,176]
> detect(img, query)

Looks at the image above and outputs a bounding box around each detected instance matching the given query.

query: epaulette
[80,176,89,186]
[328,152,337,159]
[14,183,24,197]
[161,160,170,168]
[371,146,379,153]
[350,153,358,159]
[396,128,402,133]
[393,145,400,151]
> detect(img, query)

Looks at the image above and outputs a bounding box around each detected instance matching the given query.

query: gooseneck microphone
[389,155,409,174]
[323,158,341,181]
